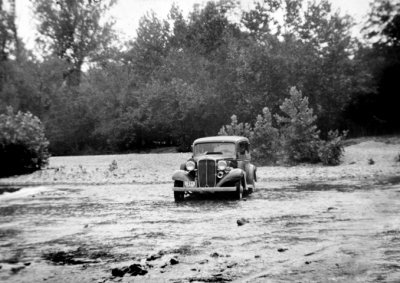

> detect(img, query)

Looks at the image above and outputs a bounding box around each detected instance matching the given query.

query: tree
[348,0,400,134]
[168,4,189,49]
[125,11,170,82]
[275,87,320,163]
[364,0,400,46]
[0,0,18,95]
[85,60,141,152]
[0,0,18,62]
[0,1,43,116]
[241,0,281,38]
[186,1,239,56]
[292,0,358,131]
[33,0,116,86]
[251,107,279,165]
[218,114,252,138]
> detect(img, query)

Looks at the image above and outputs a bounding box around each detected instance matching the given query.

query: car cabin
[192,136,251,160]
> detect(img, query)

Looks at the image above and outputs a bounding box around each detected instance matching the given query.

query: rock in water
[128,264,148,276]
[237,218,249,226]
[111,268,125,277]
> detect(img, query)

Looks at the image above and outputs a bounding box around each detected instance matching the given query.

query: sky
[15,0,373,50]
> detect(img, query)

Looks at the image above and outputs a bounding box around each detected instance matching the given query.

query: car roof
[193,136,249,144]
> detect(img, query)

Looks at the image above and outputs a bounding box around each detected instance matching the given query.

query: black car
[172,136,257,201]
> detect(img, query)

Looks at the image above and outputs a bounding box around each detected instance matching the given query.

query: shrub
[275,87,320,163]
[318,130,348,166]
[251,107,280,165]
[109,160,118,171]
[216,87,349,167]
[218,114,252,139]
[0,107,50,177]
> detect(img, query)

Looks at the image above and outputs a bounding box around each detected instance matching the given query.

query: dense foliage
[0,0,399,156]
[218,115,252,139]
[0,107,49,176]
[218,87,347,165]
[318,130,348,166]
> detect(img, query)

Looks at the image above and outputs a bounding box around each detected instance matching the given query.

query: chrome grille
[198,159,216,187]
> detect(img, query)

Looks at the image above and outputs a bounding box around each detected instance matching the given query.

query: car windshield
[193,142,236,157]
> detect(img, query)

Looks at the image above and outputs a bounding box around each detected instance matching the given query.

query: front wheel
[233,181,243,200]
[249,178,256,194]
[174,181,185,202]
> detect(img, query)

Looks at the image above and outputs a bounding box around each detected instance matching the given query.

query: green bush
[251,107,280,165]
[275,87,320,163]
[318,130,348,166]
[0,107,50,177]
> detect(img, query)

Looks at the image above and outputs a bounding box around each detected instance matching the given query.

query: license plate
[185,181,196,188]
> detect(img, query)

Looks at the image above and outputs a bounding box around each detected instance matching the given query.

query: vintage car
[172,136,257,201]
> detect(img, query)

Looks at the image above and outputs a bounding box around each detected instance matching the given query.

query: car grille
[198,159,216,187]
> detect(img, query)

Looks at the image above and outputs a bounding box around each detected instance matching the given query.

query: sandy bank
[1,140,399,186]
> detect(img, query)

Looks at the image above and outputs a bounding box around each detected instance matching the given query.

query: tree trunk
[10,0,19,61]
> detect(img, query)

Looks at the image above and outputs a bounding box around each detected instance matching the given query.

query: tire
[249,179,256,194]
[174,181,185,202]
[233,181,243,200]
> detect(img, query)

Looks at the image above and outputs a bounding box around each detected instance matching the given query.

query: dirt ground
[1,138,400,282]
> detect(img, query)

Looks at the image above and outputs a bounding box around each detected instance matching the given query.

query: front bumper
[172,186,236,192]
[172,168,244,187]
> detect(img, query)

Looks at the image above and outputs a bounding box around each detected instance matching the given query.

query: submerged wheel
[234,181,243,200]
[174,181,185,202]
[249,178,256,194]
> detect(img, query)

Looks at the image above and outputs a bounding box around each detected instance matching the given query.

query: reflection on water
[0,183,400,282]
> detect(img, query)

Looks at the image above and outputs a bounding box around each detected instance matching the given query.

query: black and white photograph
[1,0,400,282]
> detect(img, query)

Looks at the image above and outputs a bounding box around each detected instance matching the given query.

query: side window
[238,142,250,159]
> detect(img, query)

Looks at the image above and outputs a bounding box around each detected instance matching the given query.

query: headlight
[217,160,227,171]
[185,160,195,171]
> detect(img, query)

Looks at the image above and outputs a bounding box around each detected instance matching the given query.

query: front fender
[216,168,244,187]
[172,170,194,183]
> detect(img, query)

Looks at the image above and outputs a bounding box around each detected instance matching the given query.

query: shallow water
[0,182,400,282]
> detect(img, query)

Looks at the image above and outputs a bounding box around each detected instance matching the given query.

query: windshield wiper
[205,152,223,155]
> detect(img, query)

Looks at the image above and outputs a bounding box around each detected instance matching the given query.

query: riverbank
[1,137,399,186]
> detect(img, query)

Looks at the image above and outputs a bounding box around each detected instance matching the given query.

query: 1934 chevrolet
[172,136,257,201]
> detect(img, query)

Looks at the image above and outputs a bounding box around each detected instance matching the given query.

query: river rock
[128,263,148,276]
[111,268,125,277]
[146,254,162,261]
[237,218,249,226]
